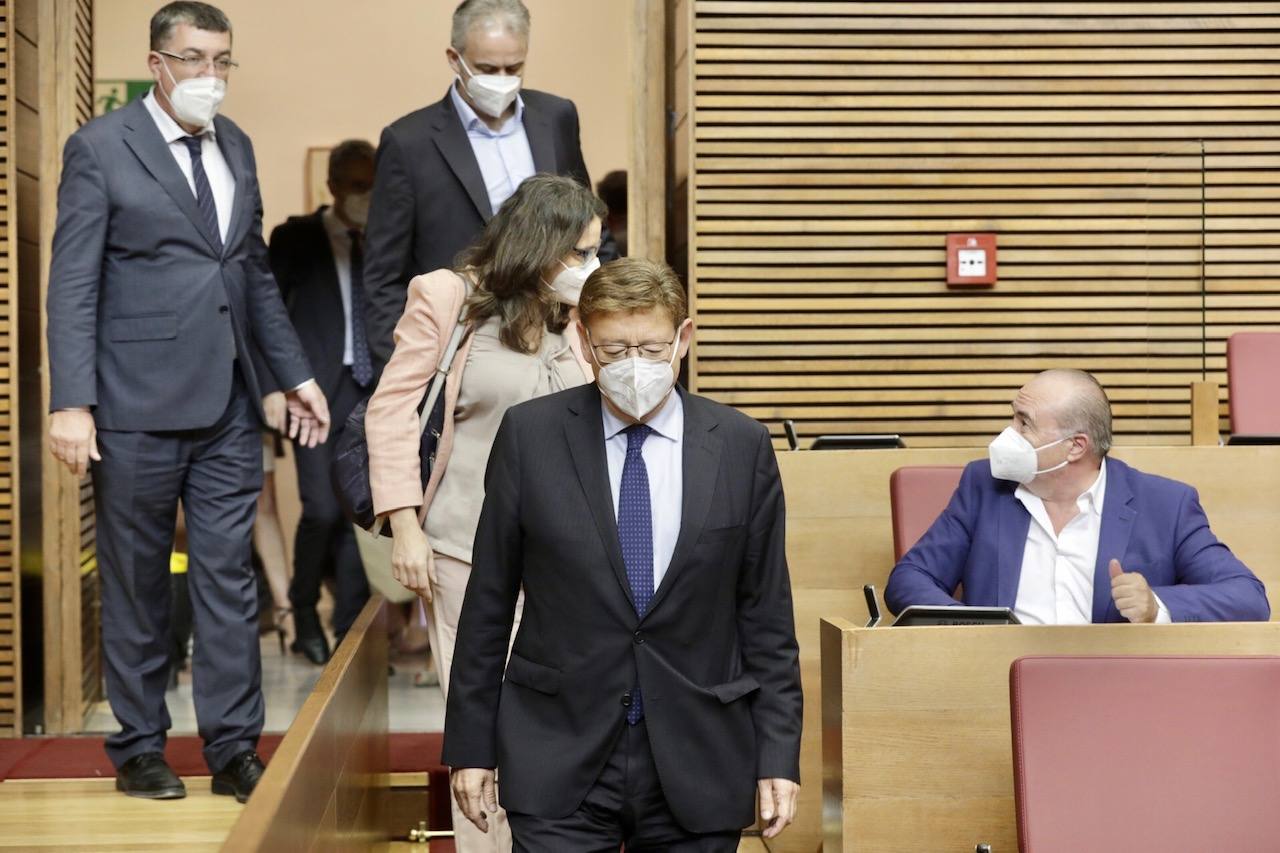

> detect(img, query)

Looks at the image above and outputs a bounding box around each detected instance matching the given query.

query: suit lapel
[433,88,493,221]
[564,386,633,606]
[214,117,250,253]
[996,487,1031,609]
[522,98,557,173]
[645,389,721,618]
[121,99,222,255]
[1092,458,1136,622]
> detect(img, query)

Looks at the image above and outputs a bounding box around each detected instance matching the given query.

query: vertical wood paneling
[36,0,96,734]
[686,1,1280,449]
[0,0,24,738]
[631,0,668,261]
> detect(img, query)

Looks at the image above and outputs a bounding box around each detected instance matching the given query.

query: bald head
[1020,369,1113,458]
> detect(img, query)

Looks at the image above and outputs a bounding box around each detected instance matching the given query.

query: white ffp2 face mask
[988,426,1070,484]
[544,256,600,305]
[594,343,680,421]
[456,55,521,118]
[158,59,226,128]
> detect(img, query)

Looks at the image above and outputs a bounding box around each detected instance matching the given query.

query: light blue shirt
[602,390,684,590]
[449,82,537,217]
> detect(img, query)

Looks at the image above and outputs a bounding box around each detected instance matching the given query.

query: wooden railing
[222,596,390,851]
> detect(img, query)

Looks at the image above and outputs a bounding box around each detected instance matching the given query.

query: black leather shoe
[290,634,330,665]
[291,609,331,665]
[115,752,186,799]
[211,750,265,804]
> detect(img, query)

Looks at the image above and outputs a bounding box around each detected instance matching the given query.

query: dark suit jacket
[441,385,803,834]
[267,208,360,398]
[362,86,617,360]
[885,457,1270,622]
[47,97,311,430]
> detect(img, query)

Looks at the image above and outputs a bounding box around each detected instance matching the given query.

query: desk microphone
[864,584,881,628]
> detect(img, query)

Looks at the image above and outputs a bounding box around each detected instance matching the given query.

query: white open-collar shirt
[1013,460,1170,624]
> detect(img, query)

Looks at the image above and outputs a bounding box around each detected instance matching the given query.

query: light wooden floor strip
[0,778,241,851]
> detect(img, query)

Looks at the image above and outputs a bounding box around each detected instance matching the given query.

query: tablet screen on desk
[1226,434,1280,446]
[891,605,1021,627]
[809,434,905,450]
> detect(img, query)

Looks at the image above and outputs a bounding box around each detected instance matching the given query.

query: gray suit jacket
[442,384,803,833]
[47,96,311,431]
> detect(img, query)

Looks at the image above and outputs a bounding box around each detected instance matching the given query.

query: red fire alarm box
[946,233,997,287]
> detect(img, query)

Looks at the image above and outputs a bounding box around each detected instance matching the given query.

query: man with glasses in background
[47,1,328,803]
[362,0,618,362]
[443,258,803,850]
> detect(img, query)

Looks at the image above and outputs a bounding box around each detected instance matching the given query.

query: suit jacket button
[633,631,644,645]
[621,692,632,707]
[218,305,229,314]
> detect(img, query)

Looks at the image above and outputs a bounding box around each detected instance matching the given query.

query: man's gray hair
[1045,368,1113,457]
[150,2,232,50]
[327,139,375,183]
[451,0,531,51]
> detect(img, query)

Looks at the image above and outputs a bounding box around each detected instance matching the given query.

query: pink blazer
[365,268,594,520]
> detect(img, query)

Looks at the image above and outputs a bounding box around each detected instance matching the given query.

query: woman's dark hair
[457,173,607,353]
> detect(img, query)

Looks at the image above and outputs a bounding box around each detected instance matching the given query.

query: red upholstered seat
[1010,656,1280,853]
[889,466,963,561]
[1227,331,1280,435]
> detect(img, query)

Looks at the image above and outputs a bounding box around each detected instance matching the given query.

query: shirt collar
[601,387,684,443]
[143,87,216,142]
[449,80,525,136]
[1082,459,1107,517]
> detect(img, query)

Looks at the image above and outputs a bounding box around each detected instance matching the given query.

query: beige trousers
[427,551,523,853]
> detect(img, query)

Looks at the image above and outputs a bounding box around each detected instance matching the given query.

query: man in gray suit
[46,2,329,802]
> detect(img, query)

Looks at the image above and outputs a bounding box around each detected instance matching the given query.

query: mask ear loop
[1031,433,1077,476]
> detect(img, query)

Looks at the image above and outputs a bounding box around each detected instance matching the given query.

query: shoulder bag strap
[416,279,473,436]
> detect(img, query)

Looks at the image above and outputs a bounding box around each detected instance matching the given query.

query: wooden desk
[820,619,1280,852]
[775,445,1280,853]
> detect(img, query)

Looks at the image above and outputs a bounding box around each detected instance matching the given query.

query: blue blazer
[884,457,1270,623]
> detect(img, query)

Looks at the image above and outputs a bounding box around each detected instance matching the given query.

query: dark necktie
[346,228,374,387]
[618,424,654,725]
[181,135,222,253]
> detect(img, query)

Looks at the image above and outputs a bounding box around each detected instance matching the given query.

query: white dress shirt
[143,89,234,242]
[449,83,536,216]
[602,390,684,591]
[321,207,356,366]
[1013,460,1170,624]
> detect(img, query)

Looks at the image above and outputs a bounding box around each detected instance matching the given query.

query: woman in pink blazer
[364,174,604,851]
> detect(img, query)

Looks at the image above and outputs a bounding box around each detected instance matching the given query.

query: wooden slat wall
[683,1,1280,448]
[0,0,23,738]
[69,0,97,721]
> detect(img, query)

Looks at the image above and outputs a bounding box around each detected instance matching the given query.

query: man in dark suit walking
[362,0,617,360]
[46,2,329,802]
[439,259,802,850]
[268,139,376,664]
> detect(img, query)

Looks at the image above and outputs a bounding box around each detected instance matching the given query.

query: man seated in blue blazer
[886,369,1269,624]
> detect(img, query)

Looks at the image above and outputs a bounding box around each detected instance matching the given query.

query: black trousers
[506,719,742,852]
[288,368,367,638]
[94,368,262,773]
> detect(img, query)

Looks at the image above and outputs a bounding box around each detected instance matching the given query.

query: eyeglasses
[156,50,239,75]
[588,337,677,364]
[568,244,601,266]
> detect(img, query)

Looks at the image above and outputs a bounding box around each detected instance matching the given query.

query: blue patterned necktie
[346,229,374,387]
[181,136,222,253]
[618,424,654,724]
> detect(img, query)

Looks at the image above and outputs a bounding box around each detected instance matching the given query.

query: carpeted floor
[0,732,443,780]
